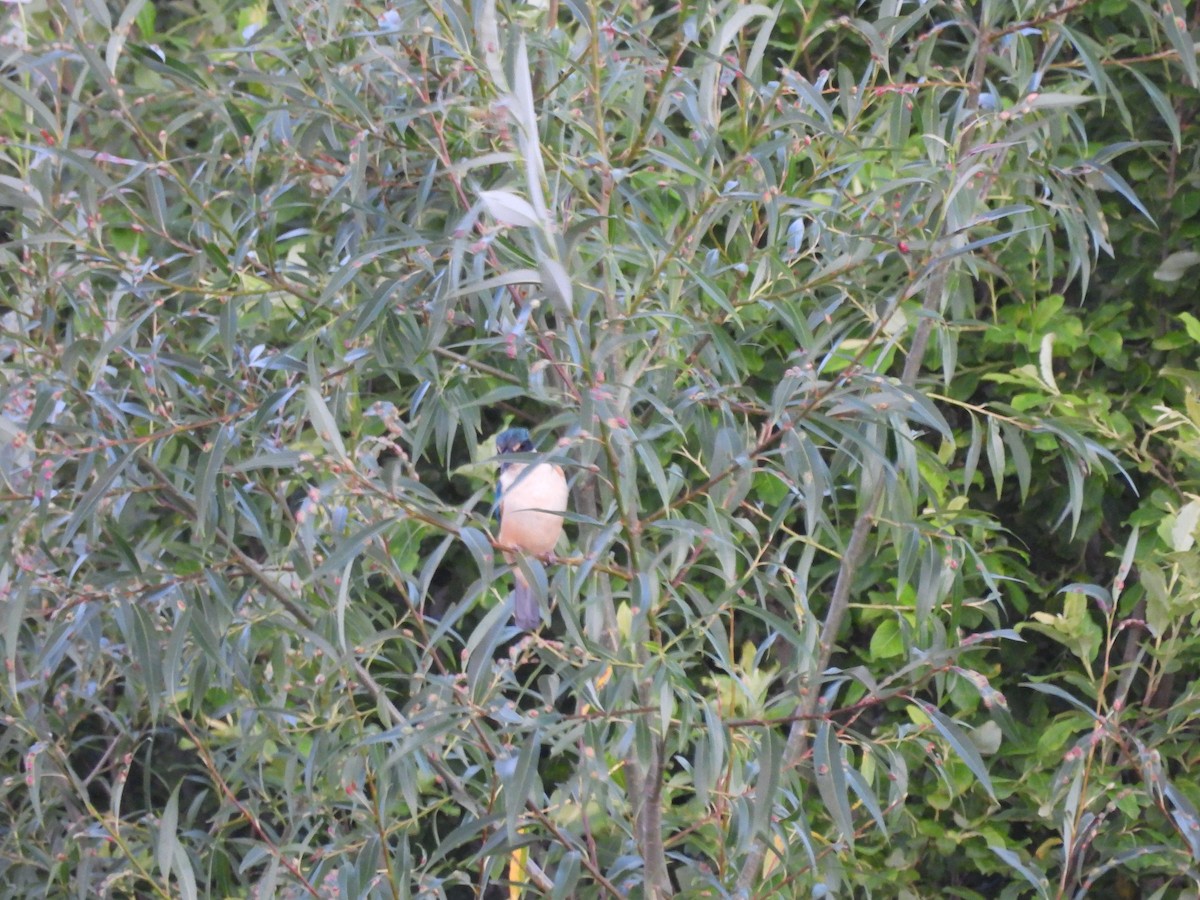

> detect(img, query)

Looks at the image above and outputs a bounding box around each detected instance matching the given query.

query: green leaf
[157,782,181,878]
[868,617,905,660]
[814,722,855,848]
[62,448,139,546]
[194,424,232,541]
[479,189,541,228]
[916,702,996,799]
[989,846,1050,898]
[304,386,347,459]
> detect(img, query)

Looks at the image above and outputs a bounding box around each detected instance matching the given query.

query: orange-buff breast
[499,462,568,555]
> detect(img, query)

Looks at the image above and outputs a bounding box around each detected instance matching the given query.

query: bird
[495,427,569,630]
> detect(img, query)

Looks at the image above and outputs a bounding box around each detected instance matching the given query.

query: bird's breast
[499,463,568,555]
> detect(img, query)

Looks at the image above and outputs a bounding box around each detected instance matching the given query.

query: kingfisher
[495,427,569,630]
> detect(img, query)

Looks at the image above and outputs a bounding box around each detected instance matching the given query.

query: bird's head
[496,427,534,455]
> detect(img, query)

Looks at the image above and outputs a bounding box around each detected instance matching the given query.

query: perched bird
[495,427,569,630]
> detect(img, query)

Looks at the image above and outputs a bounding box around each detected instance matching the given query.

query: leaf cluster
[1,0,1199,897]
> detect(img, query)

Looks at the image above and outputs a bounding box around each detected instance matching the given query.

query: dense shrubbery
[2,0,1199,896]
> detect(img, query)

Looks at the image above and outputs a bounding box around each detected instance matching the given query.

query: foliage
[1,0,1199,897]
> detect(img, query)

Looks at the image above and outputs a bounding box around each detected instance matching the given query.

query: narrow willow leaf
[962,414,981,491]
[475,0,508,92]
[814,722,855,848]
[1021,681,1101,718]
[252,858,278,897]
[313,58,372,120]
[1171,499,1200,553]
[965,203,1035,225]
[836,63,863,124]
[75,0,112,30]
[847,17,887,63]
[1128,69,1182,150]
[989,846,1050,898]
[62,447,138,545]
[304,387,347,459]
[918,702,995,798]
[704,496,737,583]
[505,729,542,843]
[424,812,503,870]
[1078,846,1174,898]
[157,783,181,878]
[1001,423,1032,501]
[915,541,941,623]
[1091,163,1155,224]
[1038,332,1058,394]
[551,851,583,899]
[1058,582,1112,608]
[749,727,783,843]
[448,268,543,299]
[116,599,163,719]
[172,842,198,900]
[479,189,541,228]
[785,70,834,126]
[511,35,549,223]
[903,389,953,439]
[319,250,378,308]
[635,435,672,507]
[1159,3,1199,87]
[1027,92,1092,109]
[985,415,1005,499]
[539,255,573,315]
[744,6,779,83]
[699,4,775,128]
[0,80,62,136]
[1083,437,1138,494]
[844,765,886,836]
[1113,526,1138,602]
[696,701,725,806]
[316,519,396,578]
[231,450,305,472]
[194,424,232,541]
[1163,780,1200,861]
[465,603,512,701]
[0,175,43,210]
[1057,454,1084,538]
[644,146,708,182]
[126,42,212,88]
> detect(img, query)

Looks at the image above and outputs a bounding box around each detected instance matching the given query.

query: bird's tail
[511,571,542,631]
